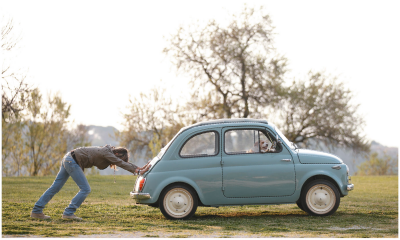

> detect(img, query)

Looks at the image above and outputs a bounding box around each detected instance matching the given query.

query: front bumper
[347,184,354,191]
[130,192,151,200]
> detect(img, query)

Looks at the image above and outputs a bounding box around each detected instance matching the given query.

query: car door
[221,127,296,198]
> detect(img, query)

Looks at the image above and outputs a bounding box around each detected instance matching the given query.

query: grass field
[2,175,398,238]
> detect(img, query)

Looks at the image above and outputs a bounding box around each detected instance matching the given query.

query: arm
[136,163,152,175]
[104,149,152,175]
[103,150,138,174]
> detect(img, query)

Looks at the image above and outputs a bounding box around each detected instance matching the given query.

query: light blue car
[130,119,354,220]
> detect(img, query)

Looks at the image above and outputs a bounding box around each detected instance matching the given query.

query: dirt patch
[327,225,383,231]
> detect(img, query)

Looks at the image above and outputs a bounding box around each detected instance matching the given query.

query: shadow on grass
[193,212,305,219]
[164,209,398,235]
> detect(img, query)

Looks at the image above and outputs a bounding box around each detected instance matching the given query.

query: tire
[159,184,198,220]
[301,179,340,216]
[147,203,159,208]
[296,200,304,211]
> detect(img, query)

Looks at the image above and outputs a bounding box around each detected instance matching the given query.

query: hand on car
[137,164,152,175]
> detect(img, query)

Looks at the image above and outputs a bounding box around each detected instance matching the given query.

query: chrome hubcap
[306,184,336,214]
[164,188,193,218]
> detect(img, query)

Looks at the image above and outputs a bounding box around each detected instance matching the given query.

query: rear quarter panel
[137,158,224,205]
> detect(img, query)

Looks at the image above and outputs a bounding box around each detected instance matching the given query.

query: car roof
[182,118,269,131]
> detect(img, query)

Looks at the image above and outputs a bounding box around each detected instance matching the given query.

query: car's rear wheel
[159,184,198,220]
[301,179,340,216]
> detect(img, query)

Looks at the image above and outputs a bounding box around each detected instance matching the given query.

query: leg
[62,158,91,216]
[32,154,70,214]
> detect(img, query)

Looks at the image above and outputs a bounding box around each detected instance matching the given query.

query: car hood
[296,149,343,164]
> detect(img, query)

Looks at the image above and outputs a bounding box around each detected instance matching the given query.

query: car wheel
[301,179,340,216]
[159,184,198,220]
[147,203,159,208]
[296,200,304,211]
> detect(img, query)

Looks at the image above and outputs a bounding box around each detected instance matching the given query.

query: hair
[112,147,129,162]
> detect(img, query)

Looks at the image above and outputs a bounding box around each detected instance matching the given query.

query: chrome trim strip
[332,165,341,170]
[347,184,354,191]
[130,192,151,200]
[281,159,291,162]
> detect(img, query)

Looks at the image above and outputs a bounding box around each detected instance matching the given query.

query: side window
[225,129,281,154]
[180,131,218,157]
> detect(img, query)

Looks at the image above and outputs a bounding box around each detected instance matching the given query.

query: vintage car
[130,119,354,220]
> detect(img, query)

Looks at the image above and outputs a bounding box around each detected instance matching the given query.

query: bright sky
[2,0,399,148]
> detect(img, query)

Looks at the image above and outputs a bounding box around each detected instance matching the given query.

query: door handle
[281,159,292,162]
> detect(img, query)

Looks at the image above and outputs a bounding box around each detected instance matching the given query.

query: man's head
[112,147,129,162]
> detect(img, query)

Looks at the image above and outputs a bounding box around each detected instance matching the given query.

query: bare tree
[2,94,91,176]
[272,72,369,153]
[164,5,369,153]
[116,85,185,161]
[164,6,287,118]
[1,17,32,121]
[64,124,91,152]
[23,89,72,176]
[2,118,26,176]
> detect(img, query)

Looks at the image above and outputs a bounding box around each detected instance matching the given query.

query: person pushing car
[30,145,151,220]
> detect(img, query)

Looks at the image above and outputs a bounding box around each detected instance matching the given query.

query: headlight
[345,164,351,184]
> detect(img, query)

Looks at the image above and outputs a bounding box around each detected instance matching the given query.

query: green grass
[2,175,398,237]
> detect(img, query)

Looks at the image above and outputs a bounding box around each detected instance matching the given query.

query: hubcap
[163,188,193,218]
[306,184,336,215]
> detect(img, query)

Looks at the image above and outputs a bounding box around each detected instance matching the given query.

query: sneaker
[62,214,82,220]
[31,212,51,220]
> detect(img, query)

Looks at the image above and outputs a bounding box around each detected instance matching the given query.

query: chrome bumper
[130,192,151,200]
[347,184,354,191]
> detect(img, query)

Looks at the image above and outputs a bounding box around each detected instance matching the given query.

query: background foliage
[2,88,91,176]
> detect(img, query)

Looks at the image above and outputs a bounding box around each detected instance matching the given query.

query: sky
[1,0,400,148]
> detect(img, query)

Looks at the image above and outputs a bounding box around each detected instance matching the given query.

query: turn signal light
[139,178,146,192]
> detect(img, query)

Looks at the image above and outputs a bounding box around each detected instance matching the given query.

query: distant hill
[370,141,398,160]
[87,125,119,147]
[87,125,398,175]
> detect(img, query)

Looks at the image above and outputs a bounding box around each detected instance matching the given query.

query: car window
[180,131,218,157]
[225,129,281,154]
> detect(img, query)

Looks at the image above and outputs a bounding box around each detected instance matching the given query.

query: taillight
[138,178,146,192]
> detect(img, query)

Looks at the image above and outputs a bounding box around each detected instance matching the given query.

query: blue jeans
[32,153,91,216]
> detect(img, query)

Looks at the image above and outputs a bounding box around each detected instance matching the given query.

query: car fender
[297,168,346,196]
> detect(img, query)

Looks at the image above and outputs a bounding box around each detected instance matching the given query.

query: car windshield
[274,126,296,150]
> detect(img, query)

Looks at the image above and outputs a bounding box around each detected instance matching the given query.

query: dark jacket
[72,145,138,174]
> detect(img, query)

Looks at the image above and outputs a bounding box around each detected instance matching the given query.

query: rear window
[180,131,219,158]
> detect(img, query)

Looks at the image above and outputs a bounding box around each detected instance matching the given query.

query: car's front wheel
[159,184,198,220]
[296,200,304,211]
[301,179,340,216]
